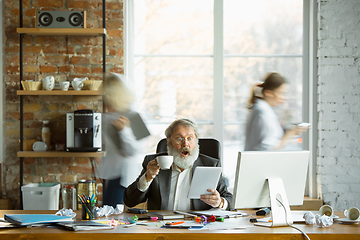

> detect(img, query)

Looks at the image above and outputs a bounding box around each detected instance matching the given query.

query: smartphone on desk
[128,208,148,214]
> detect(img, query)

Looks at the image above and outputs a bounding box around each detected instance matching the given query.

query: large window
[125,0,306,191]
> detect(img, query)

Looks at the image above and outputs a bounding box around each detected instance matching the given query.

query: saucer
[336,218,360,224]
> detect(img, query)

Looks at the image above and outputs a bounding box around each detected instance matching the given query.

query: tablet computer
[188,167,222,199]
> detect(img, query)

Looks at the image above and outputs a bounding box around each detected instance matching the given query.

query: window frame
[124,0,318,198]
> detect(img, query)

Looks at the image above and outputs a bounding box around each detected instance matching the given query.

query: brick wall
[317,0,360,210]
[3,0,124,209]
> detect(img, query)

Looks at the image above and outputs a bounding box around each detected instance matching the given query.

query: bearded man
[123,118,233,210]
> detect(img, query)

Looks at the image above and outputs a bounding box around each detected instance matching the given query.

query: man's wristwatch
[218,198,225,208]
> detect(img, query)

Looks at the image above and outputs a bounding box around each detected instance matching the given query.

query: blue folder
[4,214,73,226]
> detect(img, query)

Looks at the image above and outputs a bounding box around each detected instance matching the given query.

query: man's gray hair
[165,118,199,139]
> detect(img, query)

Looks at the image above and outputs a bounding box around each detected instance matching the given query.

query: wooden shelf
[17,90,103,96]
[16,28,106,36]
[17,151,105,158]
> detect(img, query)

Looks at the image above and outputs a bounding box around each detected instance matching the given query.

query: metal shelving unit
[18,0,106,209]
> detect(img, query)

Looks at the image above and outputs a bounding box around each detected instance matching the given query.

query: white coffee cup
[344,207,360,220]
[42,76,55,91]
[71,79,84,91]
[319,205,333,217]
[73,77,88,82]
[32,141,47,152]
[157,156,173,170]
[59,81,70,91]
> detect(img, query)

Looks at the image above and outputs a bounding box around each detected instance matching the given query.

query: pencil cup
[81,201,96,220]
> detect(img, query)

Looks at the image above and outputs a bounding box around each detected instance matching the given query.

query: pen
[171,221,185,226]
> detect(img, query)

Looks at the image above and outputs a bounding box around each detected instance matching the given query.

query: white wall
[317,0,360,210]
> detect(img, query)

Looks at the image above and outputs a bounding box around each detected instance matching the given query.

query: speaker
[36,11,86,28]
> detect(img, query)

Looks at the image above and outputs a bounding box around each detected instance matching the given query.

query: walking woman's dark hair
[248,72,287,109]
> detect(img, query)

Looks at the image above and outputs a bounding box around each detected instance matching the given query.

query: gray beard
[168,143,200,169]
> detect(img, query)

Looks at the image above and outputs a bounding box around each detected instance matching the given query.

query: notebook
[147,210,185,220]
[4,214,73,226]
[56,221,114,231]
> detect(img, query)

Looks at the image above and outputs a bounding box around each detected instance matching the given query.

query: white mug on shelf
[42,76,55,91]
[73,77,88,82]
[71,79,84,91]
[32,141,47,152]
[59,81,70,91]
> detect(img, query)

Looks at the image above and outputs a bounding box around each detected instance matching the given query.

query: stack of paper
[148,210,185,220]
[189,208,245,218]
[56,221,114,231]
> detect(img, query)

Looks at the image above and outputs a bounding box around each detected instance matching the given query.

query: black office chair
[156,138,221,160]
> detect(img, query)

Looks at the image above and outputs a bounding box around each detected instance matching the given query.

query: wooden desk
[1,210,359,240]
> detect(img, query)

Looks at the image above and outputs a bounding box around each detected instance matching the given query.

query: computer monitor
[232,151,310,227]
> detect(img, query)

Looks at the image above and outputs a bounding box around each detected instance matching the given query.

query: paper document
[188,167,222,199]
[189,208,245,218]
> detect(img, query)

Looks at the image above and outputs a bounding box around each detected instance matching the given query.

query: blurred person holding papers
[244,72,309,151]
[98,73,143,208]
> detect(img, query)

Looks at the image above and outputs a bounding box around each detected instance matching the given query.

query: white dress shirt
[137,162,228,210]
[244,99,284,151]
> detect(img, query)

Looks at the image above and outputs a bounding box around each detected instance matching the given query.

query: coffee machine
[66,109,102,152]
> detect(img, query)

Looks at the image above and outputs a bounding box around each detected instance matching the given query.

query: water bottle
[62,184,77,210]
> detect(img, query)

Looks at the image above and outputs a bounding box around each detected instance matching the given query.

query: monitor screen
[232,151,310,210]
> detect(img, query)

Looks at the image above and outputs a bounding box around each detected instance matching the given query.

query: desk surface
[1,210,359,240]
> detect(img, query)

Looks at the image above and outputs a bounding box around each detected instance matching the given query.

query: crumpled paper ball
[303,211,333,227]
[94,204,124,217]
[55,208,76,218]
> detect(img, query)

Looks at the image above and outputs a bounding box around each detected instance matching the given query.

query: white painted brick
[343,95,360,105]
[321,111,344,120]
[320,57,354,65]
[319,94,344,104]
[323,47,353,57]
[319,130,348,140]
[337,120,359,132]
[349,105,360,113]
[328,27,343,39]
[343,67,360,80]
[320,147,353,158]
[349,184,360,192]
[323,139,339,148]
[319,156,338,165]
[319,95,345,105]
[318,165,345,175]
[322,183,350,193]
[321,38,346,47]
[321,121,338,131]
[344,32,356,40]
[335,175,360,184]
